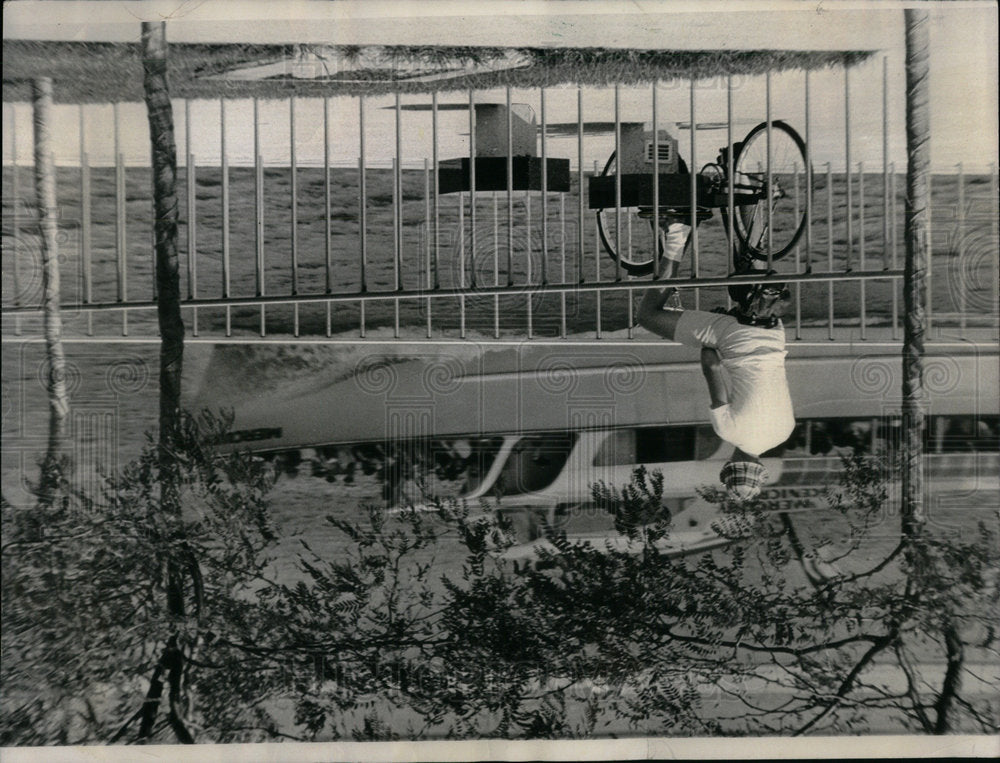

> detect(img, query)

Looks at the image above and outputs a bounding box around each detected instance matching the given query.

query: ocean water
[2,165,997,338]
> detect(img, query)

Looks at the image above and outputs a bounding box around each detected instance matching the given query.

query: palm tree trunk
[33,77,70,504]
[141,22,185,458]
[902,8,930,538]
[140,22,191,742]
[142,22,188,614]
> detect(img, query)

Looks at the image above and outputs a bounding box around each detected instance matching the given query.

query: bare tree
[32,77,70,505]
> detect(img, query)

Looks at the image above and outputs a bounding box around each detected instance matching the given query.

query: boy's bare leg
[659,258,682,280]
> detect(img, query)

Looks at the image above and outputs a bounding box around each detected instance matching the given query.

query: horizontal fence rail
[3,60,999,342]
[0,270,906,312]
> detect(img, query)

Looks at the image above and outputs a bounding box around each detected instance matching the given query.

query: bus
[207,343,998,554]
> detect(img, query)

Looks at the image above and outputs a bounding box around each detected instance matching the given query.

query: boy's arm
[700,347,728,409]
[638,287,683,340]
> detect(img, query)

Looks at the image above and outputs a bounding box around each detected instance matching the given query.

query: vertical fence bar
[727,76,735,281]
[458,187,466,337]
[185,100,197,336]
[844,68,852,272]
[394,93,402,338]
[765,73,773,273]
[526,189,532,339]
[560,194,566,337]
[992,162,999,327]
[957,162,965,329]
[79,104,93,335]
[827,162,834,339]
[794,168,801,339]
[359,97,367,337]
[594,214,602,338]
[881,57,890,274]
[859,162,866,339]
[494,192,500,338]
[464,91,472,341]
[469,89,477,292]
[614,85,622,284]
[652,82,660,281]
[690,77,700,308]
[290,97,299,336]
[891,162,899,339]
[577,88,585,287]
[926,171,933,331]
[431,94,441,337]
[424,158,432,338]
[627,204,633,272]
[540,88,548,290]
[506,88,514,288]
[804,70,813,277]
[10,106,20,334]
[323,96,331,336]
[432,92,440,293]
[394,156,402,338]
[254,98,265,336]
[114,102,128,335]
[221,98,231,336]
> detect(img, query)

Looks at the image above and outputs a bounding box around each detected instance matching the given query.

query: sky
[2,1,998,172]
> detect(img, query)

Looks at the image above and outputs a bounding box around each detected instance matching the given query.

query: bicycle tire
[594,152,699,277]
[595,152,653,276]
[731,120,809,263]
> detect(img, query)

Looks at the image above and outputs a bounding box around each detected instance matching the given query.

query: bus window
[593,429,637,467]
[809,418,873,455]
[766,421,808,458]
[926,415,1000,453]
[694,424,724,460]
[491,432,578,497]
[635,426,696,464]
[459,437,505,493]
[779,415,1000,459]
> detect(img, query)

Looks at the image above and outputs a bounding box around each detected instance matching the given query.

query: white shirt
[708,322,795,456]
[672,310,797,456]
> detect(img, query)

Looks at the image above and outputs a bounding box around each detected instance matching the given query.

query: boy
[638,278,795,501]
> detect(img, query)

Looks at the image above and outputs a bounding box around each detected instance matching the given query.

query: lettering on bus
[756,485,826,512]
[218,427,284,444]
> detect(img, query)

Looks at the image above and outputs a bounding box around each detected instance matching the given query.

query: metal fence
[2,58,998,342]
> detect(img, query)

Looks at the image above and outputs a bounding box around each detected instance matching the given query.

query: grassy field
[2,165,997,338]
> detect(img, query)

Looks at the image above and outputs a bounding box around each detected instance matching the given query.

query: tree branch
[661,624,882,658]
[792,631,896,736]
[932,621,964,734]
[136,652,167,741]
[894,641,934,732]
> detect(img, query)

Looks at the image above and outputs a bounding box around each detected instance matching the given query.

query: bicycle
[590,120,809,276]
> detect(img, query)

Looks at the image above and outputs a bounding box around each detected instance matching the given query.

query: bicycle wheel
[595,153,705,277]
[731,120,808,262]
